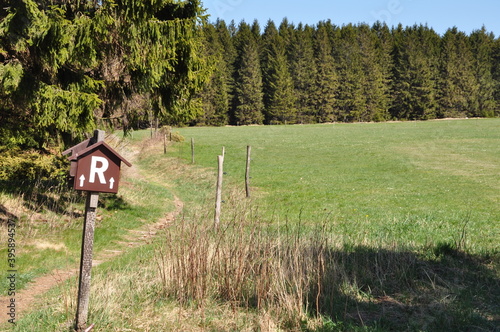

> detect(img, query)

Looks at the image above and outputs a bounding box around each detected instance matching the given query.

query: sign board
[63,130,133,331]
[67,141,131,194]
[63,138,92,177]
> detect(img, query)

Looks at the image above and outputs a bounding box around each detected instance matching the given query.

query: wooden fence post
[191,138,195,164]
[75,129,104,331]
[214,155,224,227]
[245,145,251,198]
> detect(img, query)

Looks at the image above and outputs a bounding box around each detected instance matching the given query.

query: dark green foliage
[195,23,230,125]
[391,25,440,120]
[1,0,208,181]
[262,20,296,124]
[469,28,498,117]
[0,0,208,140]
[232,21,264,125]
[288,24,317,123]
[335,24,391,122]
[438,28,479,118]
[311,21,338,122]
[196,19,499,126]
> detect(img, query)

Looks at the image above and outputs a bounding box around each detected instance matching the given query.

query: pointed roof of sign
[67,141,132,167]
[62,138,92,157]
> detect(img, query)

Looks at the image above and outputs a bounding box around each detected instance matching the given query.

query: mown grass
[173,119,500,254]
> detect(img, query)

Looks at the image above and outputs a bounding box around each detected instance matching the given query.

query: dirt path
[0,189,184,321]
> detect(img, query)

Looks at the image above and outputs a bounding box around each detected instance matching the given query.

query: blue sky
[201,0,500,36]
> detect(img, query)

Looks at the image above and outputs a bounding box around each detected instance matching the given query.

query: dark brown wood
[71,141,131,194]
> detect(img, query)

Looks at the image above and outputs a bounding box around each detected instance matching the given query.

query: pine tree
[261,21,280,112]
[391,25,440,120]
[311,22,337,122]
[438,27,479,118]
[493,37,500,114]
[232,21,264,124]
[334,24,366,121]
[0,0,209,151]
[469,27,497,117]
[195,23,230,125]
[288,23,316,123]
[261,20,296,123]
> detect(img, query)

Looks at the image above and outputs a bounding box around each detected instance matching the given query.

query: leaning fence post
[245,145,251,198]
[214,155,224,227]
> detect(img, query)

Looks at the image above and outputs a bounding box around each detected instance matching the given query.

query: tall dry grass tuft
[154,190,334,329]
[152,183,435,330]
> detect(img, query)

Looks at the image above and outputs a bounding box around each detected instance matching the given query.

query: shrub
[0,147,67,183]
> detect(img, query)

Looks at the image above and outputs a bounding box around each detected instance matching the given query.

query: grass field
[174,119,500,254]
[1,119,499,331]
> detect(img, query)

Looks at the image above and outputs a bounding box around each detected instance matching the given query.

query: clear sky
[201,0,500,36]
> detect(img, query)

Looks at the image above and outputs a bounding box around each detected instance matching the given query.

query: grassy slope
[1,120,499,331]
[174,119,500,253]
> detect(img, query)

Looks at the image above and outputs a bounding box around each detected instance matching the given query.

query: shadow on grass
[0,178,132,222]
[99,193,131,211]
[0,178,81,217]
[0,203,18,224]
[312,246,500,331]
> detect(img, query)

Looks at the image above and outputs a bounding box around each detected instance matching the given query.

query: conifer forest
[1,1,500,181]
[198,19,500,126]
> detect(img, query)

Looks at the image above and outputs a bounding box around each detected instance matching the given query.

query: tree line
[1,2,500,181]
[196,19,500,126]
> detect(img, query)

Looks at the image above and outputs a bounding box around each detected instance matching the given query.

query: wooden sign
[66,141,131,194]
[63,130,131,331]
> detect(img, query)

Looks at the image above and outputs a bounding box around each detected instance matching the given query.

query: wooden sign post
[76,189,99,331]
[63,130,131,332]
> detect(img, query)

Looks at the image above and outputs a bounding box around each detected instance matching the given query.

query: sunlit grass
[3,124,499,331]
[174,119,500,253]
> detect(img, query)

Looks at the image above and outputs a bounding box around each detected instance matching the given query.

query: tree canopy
[0,0,208,153]
[2,7,500,182]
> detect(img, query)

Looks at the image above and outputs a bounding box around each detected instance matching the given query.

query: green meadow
[2,119,499,331]
[175,119,500,253]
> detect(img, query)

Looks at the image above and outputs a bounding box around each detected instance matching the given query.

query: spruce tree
[438,27,478,118]
[0,0,208,151]
[196,23,230,125]
[261,20,296,123]
[311,22,337,122]
[492,37,500,114]
[232,21,264,124]
[335,24,366,121]
[469,27,497,117]
[261,20,280,112]
[288,24,316,123]
[391,25,440,120]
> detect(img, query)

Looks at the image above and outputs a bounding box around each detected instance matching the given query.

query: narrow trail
[0,197,183,319]
[0,138,184,321]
